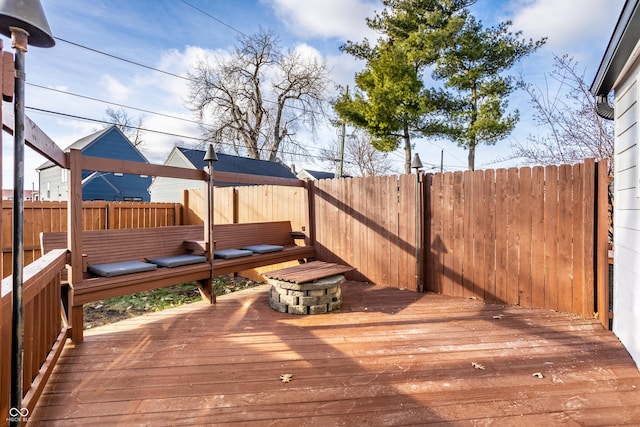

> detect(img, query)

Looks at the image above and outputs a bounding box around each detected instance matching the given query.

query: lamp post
[0,1,54,423]
[203,144,218,303]
[411,153,423,292]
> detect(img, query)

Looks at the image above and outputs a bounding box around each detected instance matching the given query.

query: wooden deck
[30,282,640,426]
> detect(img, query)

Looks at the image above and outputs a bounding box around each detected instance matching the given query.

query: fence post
[233,188,239,224]
[418,172,427,292]
[182,189,189,225]
[306,180,316,249]
[596,160,610,329]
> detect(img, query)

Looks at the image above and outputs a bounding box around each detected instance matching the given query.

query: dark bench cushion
[214,248,254,259]
[242,244,284,254]
[146,254,207,268]
[88,260,157,278]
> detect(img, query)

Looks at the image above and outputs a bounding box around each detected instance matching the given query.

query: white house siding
[38,167,68,201]
[150,177,204,203]
[612,60,640,368]
[149,149,204,202]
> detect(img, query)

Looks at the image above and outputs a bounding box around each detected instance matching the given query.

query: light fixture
[203,143,218,162]
[0,1,54,424]
[411,153,423,171]
[203,144,217,303]
[411,152,423,291]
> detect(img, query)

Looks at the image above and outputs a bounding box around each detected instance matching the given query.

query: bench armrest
[184,240,208,255]
[290,231,306,240]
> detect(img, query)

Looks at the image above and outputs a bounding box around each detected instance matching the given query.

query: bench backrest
[40,221,299,265]
[41,225,204,266]
[213,221,296,250]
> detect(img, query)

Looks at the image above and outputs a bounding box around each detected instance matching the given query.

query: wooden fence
[425,160,608,319]
[2,201,181,277]
[310,160,609,322]
[184,186,309,232]
[311,174,419,290]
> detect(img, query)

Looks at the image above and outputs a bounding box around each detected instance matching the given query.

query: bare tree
[104,107,145,148]
[322,129,397,177]
[188,29,329,161]
[514,54,614,241]
[514,54,613,169]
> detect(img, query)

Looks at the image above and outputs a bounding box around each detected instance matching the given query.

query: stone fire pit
[263,260,354,315]
[268,274,345,314]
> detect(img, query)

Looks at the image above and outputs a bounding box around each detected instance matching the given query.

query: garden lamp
[0,0,54,423]
[203,144,217,302]
[411,152,424,171]
[411,153,423,291]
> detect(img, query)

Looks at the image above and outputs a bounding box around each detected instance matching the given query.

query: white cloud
[265,0,378,41]
[509,0,624,55]
[326,51,365,87]
[99,74,130,103]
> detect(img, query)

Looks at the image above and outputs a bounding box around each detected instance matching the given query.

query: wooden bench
[41,221,314,342]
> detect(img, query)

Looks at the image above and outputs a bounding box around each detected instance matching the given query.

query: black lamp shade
[0,0,54,47]
[203,144,218,162]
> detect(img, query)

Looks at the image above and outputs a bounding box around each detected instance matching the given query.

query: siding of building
[38,127,151,201]
[39,166,67,201]
[149,147,297,202]
[149,149,204,203]
[612,59,640,367]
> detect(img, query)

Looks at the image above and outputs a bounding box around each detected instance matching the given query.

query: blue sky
[0,0,626,189]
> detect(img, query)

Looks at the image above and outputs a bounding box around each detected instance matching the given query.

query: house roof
[177,147,296,181]
[37,126,142,170]
[296,169,349,180]
[591,0,640,97]
[301,169,336,180]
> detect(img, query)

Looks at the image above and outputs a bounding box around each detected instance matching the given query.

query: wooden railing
[0,248,69,426]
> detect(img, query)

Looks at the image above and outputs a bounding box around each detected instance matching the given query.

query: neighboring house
[591,0,640,368]
[37,126,151,202]
[149,147,297,202]
[2,189,38,201]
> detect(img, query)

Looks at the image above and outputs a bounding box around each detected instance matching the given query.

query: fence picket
[452,172,464,298]
[494,169,508,303]
[530,166,546,308]
[544,166,559,311]
[473,170,486,300]
[558,164,574,313]
[442,172,455,295]
[483,169,496,303]
[518,167,533,307]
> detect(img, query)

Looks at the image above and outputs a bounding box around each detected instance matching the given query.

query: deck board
[29,283,640,426]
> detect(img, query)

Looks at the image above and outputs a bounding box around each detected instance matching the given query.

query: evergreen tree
[337,0,473,173]
[337,0,545,171]
[335,45,429,173]
[433,16,545,170]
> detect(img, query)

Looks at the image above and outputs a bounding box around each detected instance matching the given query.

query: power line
[25,106,347,165]
[27,83,205,127]
[27,106,204,142]
[179,0,248,38]
[54,37,193,82]
[53,36,329,115]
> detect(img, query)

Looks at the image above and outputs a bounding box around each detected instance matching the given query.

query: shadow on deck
[30,282,640,425]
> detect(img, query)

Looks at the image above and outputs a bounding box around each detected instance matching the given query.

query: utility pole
[337,121,346,177]
[336,85,348,178]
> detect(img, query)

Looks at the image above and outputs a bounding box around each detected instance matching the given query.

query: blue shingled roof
[178,147,296,181]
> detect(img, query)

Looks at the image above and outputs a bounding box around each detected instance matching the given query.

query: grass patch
[83,275,262,329]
